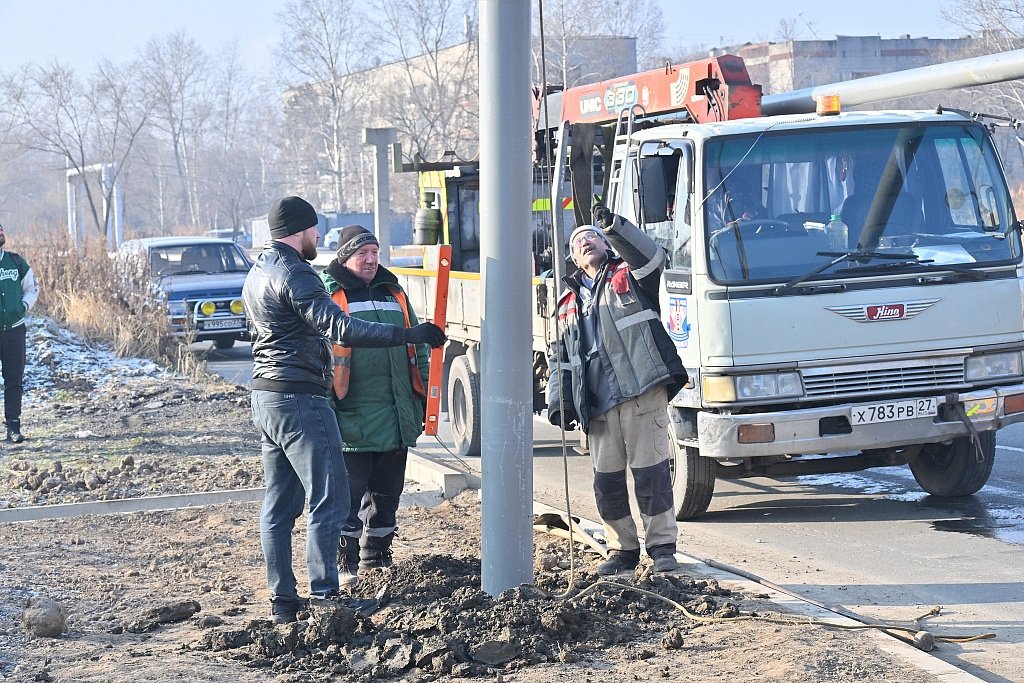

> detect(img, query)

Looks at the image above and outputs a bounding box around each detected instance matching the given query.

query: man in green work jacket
[321,225,432,587]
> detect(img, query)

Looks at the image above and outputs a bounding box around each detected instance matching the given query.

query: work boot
[595,550,640,577]
[339,535,361,587]
[270,596,307,625]
[649,544,679,573]
[651,554,679,573]
[6,419,24,444]
[359,532,395,570]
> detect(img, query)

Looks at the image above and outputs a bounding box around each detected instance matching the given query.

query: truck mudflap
[695,383,1024,459]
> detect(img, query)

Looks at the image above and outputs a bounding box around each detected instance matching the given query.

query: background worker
[0,222,40,444]
[547,203,688,576]
[321,225,430,586]
[243,197,445,624]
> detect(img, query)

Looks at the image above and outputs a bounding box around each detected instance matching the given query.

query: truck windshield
[703,122,1020,284]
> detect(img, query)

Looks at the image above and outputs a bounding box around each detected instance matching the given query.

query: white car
[323,227,343,250]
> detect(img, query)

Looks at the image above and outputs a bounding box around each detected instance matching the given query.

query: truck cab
[611,108,1024,517]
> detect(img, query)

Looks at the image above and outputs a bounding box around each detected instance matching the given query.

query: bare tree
[202,44,278,235]
[138,31,213,230]
[942,0,1024,112]
[275,0,369,212]
[588,0,665,70]
[368,0,479,165]
[776,18,800,42]
[534,0,665,87]
[5,61,150,240]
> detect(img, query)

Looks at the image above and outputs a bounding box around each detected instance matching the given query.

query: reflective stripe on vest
[330,286,427,400]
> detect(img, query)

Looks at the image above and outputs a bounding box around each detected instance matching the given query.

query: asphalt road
[200,340,254,386]
[206,343,1024,681]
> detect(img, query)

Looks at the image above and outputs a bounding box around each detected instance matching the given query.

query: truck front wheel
[670,438,716,520]
[908,431,996,497]
[447,356,481,457]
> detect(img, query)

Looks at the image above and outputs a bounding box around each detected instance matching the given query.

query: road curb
[0,488,266,523]
[526,501,986,683]
[679,552,986,682]
[406,450,472,499]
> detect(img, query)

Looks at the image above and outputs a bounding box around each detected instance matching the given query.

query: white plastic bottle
[825,213,848,251]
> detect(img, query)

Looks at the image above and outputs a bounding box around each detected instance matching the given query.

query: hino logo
[826,299,938,323]
[866,303,906,321]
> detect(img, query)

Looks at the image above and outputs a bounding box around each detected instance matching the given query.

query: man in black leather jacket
[243,195,445,623]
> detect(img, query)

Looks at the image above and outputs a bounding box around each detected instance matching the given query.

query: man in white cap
[242,196,445,624]
[547,203,688,576]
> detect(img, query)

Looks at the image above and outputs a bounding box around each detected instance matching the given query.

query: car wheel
[670,435,715,520]
[447,356,481,457]
[909,432,995,497]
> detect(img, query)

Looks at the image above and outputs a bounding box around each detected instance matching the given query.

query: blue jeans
[251,390,347,601]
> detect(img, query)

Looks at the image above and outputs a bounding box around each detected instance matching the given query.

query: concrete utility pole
[66,163,123,247]
[364,127,397,266]
[479,0,534,596]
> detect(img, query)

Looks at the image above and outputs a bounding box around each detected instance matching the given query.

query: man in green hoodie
[321,225,431,587]
[0,222,39,444]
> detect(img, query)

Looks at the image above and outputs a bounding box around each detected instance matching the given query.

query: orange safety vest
[331,286,427,401]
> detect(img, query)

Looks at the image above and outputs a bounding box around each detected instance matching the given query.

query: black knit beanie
[268,196,318,238]
[335,225,379,262]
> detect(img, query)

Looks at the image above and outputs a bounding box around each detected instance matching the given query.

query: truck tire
[670,437,715,520]
[213,337,236,350]
[909,431,995,497]
[448,356,481,457]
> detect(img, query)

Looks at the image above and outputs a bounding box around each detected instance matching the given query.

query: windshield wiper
[773,250,922,295]
[162,269,209,276]
[915,262,990,281]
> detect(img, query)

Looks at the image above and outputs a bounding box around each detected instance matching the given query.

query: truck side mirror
[636,157,670,224]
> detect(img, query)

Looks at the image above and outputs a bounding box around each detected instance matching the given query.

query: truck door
[620,140,697,364]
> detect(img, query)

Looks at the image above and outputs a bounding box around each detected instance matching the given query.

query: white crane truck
[395,50,1024,519]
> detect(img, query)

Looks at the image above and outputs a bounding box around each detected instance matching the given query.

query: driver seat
[841,192,923,246]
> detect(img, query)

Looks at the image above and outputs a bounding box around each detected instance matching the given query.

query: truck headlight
[965,352,1023,381]
[702,372,803,402]
[167,301,187,317]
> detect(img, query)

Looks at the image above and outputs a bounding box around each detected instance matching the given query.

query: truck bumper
[696,383,1024,460]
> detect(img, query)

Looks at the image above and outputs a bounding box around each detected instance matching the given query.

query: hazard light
[816,94,841,116]
[1004,393,1024,415]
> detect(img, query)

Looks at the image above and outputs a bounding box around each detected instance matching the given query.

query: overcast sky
[0,0,964,75]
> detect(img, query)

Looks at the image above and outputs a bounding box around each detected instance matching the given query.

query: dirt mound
[189,552,736,680]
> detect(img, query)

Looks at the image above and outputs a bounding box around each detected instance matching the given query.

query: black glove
[549,410,578,431]
[592,202,613,230]
[403,322,447,348]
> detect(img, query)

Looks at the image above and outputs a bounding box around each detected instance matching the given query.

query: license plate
[201,318,243,331]
[850,397,938,425]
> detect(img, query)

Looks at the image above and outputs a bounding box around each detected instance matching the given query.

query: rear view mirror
[636,157,670,224]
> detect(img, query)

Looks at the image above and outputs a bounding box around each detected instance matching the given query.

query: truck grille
[801,357,965,399]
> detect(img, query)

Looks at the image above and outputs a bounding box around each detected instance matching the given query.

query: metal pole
[65,170,77,247]
[479,0,534,596]
[763,48,1024,116]
[364,127,397,266]
[550,121,569,287]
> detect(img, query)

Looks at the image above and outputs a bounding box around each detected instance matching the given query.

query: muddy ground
[0,320,938,682]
